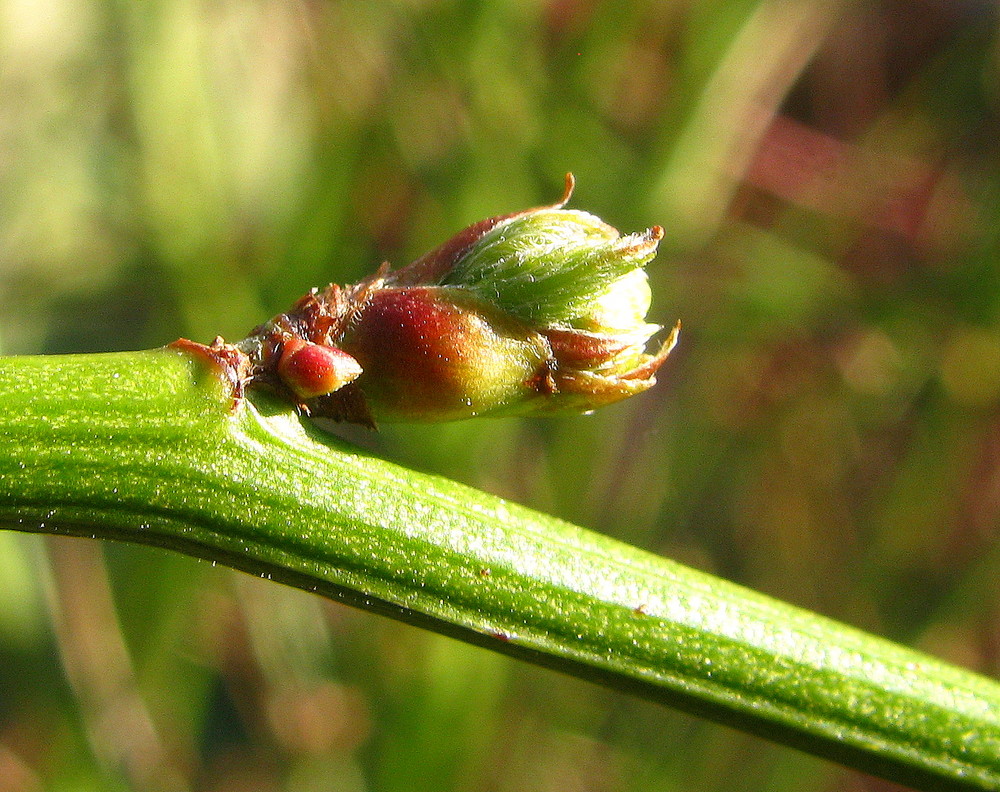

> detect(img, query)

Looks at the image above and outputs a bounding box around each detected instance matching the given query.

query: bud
[178,176,678,427]
[355,174,677,421]
[276,338,362,401]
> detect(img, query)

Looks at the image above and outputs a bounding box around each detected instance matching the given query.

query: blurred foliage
[1,0,999,790]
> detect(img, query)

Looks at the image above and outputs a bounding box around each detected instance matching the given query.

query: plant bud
[220,175,678,427]
[276,338,362,401]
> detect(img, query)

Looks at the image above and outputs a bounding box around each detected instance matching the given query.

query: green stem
[1,349,997,790]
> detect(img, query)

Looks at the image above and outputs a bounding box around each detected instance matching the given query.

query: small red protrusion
[277,338,363,400]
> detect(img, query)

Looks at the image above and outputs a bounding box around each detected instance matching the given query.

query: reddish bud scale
[338,287,550,422]
[542,327,637,370]
[276,338,363,401]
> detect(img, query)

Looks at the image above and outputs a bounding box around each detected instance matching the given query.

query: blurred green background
[2,0,999,790]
